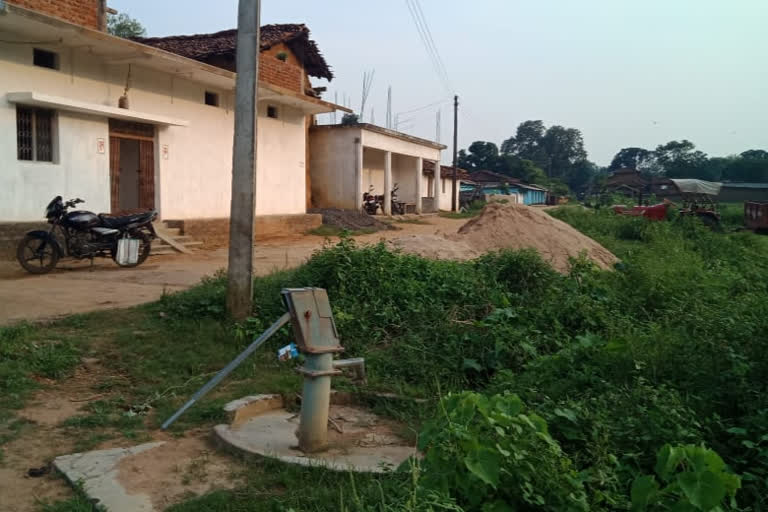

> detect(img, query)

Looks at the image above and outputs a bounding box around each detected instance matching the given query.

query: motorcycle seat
[99,209,156,228]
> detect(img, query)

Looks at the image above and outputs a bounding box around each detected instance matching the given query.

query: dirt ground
[0,209,618,325]
[0,218,466,326]
[0,355,246,512]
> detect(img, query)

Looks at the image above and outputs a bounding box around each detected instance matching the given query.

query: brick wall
[9,0,104,30]
[259,53,303,93]
[166,214,322,248]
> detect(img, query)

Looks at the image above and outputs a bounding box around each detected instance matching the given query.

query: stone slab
[53,442,164,512]
[214,407,415,473]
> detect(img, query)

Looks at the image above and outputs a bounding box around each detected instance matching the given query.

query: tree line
[459,120,768,194]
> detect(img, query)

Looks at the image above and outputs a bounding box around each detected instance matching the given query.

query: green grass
[0,323,82,447]
[307,225,377,237]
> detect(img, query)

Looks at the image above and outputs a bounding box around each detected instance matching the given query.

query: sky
[110,0,768,165]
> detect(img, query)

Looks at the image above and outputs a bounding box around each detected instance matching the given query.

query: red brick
[9,0,102,30]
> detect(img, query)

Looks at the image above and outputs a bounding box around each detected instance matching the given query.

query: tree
[609,147,654,172]
[501,120,547,165]
[722,149,768,182]
[740,149,768,161]
[563,160,599,193]
[457,141,500,171]
[108,12,147,38]
[654,140,708,179]
[499,156,548,184]
[501,121,588,179]
[540,125,587,178]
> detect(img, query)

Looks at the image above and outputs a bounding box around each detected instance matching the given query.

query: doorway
[118,139,140,210]
[108,119,155,214]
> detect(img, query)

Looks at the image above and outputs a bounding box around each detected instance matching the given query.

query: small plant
[275,51,288,62]
[631,444,741,511]
[439,200,486,219]
[341,113,359,125]
[418,392,589,511]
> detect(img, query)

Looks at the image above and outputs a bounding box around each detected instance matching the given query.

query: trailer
[744,201,768,232]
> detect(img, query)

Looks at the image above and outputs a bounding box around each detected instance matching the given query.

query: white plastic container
[116,237,140,265]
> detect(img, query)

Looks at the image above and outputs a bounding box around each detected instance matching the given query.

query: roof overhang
[310,123,446,150]
[0,3,236,90]
[259,82,351,115]
[7,91,190,126]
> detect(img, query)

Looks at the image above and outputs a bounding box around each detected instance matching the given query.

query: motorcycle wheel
[111,232,152,268]
[17,234,60,274]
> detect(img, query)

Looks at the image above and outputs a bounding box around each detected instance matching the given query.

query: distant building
[308,124,445,214]
[464,170,548,205]
[603,169,675,201]
[718,183,768,202]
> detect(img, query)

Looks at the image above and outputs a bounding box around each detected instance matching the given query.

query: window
[33,48,59,70]
[442,177,446,194]
[267,105,279,119]
[17,107,55,162]
[204,91,219,107]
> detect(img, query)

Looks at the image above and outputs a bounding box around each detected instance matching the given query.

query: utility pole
[386,86,392,129]
[333,92,338,124]
[451,94,458,211]
[226,0,261,320]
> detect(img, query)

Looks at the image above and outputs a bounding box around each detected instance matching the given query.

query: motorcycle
[391,183,405,215]
[362,185,380,215]
[16,196,157,274]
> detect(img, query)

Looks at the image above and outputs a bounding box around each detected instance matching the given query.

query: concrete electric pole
[226,0,261,320]
[451,95,458,211]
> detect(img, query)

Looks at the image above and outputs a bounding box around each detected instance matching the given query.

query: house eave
[7,91,190,126]
[0,3,237,90]
[310,123,446,150]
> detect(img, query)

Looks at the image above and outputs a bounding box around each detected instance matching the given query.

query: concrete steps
[149,221,204,257]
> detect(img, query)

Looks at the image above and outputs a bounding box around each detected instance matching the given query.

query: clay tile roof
[134,24,333,80]
[422,160,469,180]
[468,170,520,184]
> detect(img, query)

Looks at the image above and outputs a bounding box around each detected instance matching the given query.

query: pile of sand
[389,203,618,272]
[389,234,480,261]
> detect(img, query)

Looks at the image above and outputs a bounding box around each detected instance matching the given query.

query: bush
[150,211,767,509]
[417,392,588,511]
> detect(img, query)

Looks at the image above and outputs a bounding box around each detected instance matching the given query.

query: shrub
[417,392,589,511]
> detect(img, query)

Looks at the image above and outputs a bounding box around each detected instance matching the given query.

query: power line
[405,0,452,94]
[405,0,449,93]
[397,98,451,117]
[412,0,453,92]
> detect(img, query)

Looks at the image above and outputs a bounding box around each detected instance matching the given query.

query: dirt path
[0,357,245,512]
[0,217,466,326]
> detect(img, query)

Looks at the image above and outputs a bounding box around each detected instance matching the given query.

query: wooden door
[138,140,155,210]
[109,136,121,213]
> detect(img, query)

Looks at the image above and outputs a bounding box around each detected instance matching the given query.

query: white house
[421,160,466,212]
[309,123,450,214]
[0,1,347,245]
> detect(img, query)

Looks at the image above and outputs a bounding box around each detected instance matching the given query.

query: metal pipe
[297,352,333,452]
[333,357,366,383]
[160,312,290,430]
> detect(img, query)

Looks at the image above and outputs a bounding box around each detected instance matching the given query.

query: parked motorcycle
[391,183,405,215]
[362,185,379,215]
[16,196,157,274]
